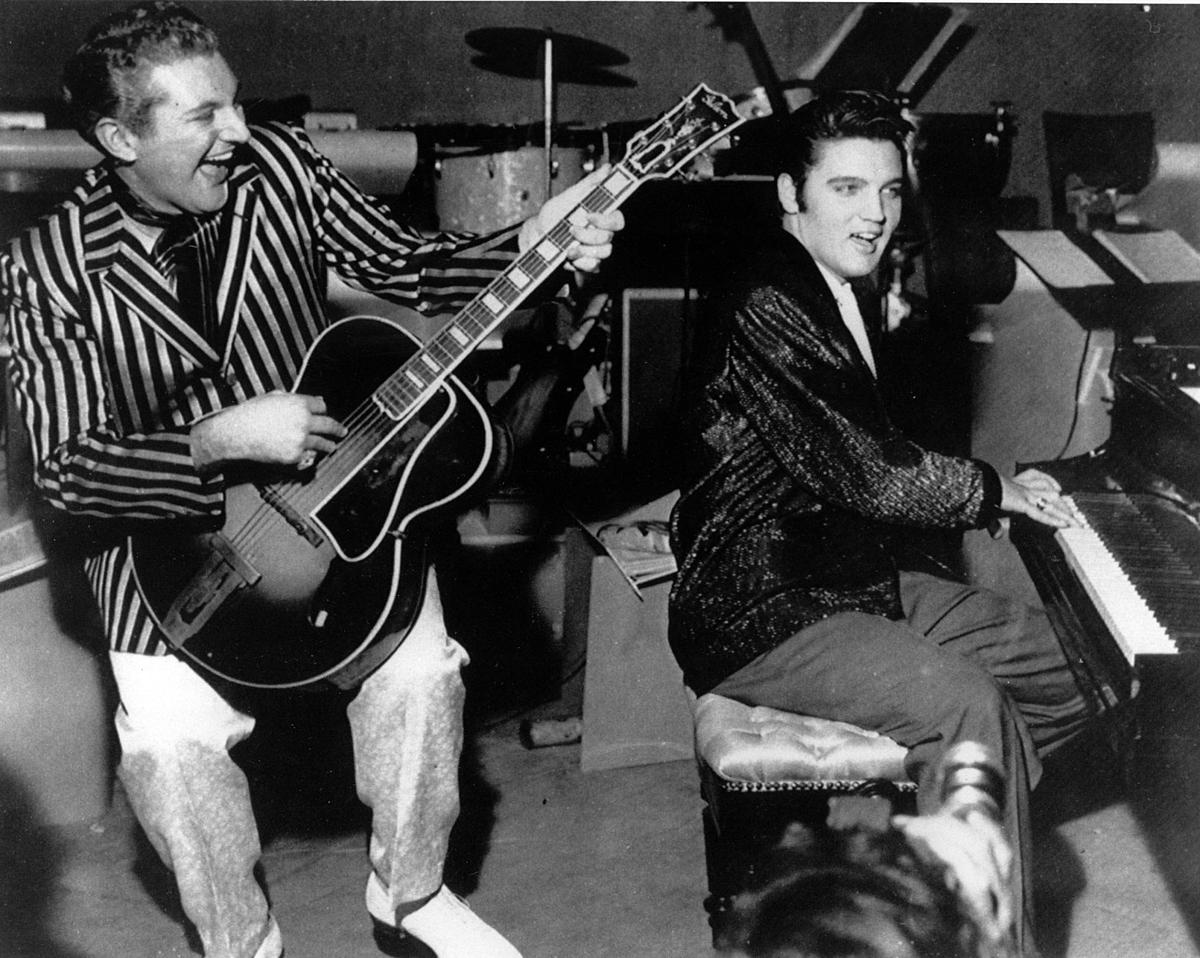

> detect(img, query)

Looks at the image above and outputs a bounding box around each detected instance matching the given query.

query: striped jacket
[2,122,523,654]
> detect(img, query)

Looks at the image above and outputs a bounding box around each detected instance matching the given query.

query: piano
[994,189,1200,940]
[1011,342,1200,758]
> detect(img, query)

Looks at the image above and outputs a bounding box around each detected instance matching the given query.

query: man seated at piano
[667,89,1093,957]
[1,3,623,957]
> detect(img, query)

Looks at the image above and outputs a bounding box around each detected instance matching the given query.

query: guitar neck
[369,81,747,423]
[372,161,640,421]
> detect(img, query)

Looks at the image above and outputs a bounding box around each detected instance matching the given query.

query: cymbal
[465,27,634,85]
[470,54,637,87]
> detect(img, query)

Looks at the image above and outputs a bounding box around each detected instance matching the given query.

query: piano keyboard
[1055,492,1200,662]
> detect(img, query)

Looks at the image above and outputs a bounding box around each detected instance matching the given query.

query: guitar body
[131,316,504,689]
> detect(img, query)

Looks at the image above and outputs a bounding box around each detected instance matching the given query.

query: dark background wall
[3,2,1200,222]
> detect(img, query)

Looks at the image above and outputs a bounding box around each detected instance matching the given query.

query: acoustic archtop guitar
[130,83,746,689]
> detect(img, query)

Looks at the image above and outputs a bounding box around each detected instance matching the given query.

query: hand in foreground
[190,391,347,471]
[519,165,626,273]
[894,809,1017,955]
[999,468,1079,529]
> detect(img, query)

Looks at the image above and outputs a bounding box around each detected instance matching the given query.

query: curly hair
[717,826,993,958]
[778,90,913,209]
[61,1,219,148]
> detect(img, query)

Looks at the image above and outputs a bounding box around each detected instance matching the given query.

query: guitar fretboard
[374,164,639,421]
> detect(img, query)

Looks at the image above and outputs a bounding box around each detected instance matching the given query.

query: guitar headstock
[621,83,747,182]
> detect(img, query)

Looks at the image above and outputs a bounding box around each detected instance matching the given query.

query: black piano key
[1070,492,1200,644]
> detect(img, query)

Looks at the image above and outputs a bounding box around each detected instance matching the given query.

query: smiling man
[1,3,624,958]
[667,90,1091,957]
[96,51,249,216]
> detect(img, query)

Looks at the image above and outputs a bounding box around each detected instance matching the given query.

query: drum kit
[425,27,637,234]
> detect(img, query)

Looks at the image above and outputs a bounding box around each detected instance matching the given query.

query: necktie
[154,214,221,340]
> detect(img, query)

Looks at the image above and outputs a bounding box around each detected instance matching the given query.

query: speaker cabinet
[615,288,693,489]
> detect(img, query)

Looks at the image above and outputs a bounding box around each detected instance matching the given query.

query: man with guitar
[1,3,623,957]
[667,90,1093,957]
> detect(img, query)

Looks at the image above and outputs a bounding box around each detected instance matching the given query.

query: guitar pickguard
[299,325,498,560]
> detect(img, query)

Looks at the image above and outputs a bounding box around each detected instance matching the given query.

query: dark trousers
[712,571,1091,955]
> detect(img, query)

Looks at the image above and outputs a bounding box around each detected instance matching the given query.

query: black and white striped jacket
[2,122,522,654]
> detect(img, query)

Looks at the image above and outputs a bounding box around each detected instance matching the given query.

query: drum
[432,125,599,234]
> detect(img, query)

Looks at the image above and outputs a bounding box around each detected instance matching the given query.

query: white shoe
[366,874,522,958]
[399,885,522,958]
[252,917,283,958]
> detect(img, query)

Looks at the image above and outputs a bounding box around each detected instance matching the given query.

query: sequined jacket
[668,229,1000,694]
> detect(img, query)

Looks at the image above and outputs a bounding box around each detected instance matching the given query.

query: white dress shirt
[814,260,877,377]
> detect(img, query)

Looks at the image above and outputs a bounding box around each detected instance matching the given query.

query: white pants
[110,572,467,958]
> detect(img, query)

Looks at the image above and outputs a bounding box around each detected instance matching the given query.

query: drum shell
[435,145,588,234]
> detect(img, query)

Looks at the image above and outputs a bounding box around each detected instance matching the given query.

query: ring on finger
[299,450,316,469]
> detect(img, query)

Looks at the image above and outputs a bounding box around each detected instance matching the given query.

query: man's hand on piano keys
[999,468,1082,529]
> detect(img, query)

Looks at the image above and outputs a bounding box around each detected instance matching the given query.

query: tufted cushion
[693,693,910,785]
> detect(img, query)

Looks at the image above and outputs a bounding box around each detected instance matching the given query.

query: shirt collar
[812,257,853,305]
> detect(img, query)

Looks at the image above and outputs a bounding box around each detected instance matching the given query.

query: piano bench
[691,692,916,943]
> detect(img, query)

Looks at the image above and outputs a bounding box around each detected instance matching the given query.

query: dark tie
[154,215,221,340]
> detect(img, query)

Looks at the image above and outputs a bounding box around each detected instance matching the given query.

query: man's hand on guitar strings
[189,391,347,472]
[518,165,626,274]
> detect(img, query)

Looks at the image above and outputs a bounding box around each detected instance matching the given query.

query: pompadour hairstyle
[62,1,219,149]
[779,90,914,204]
